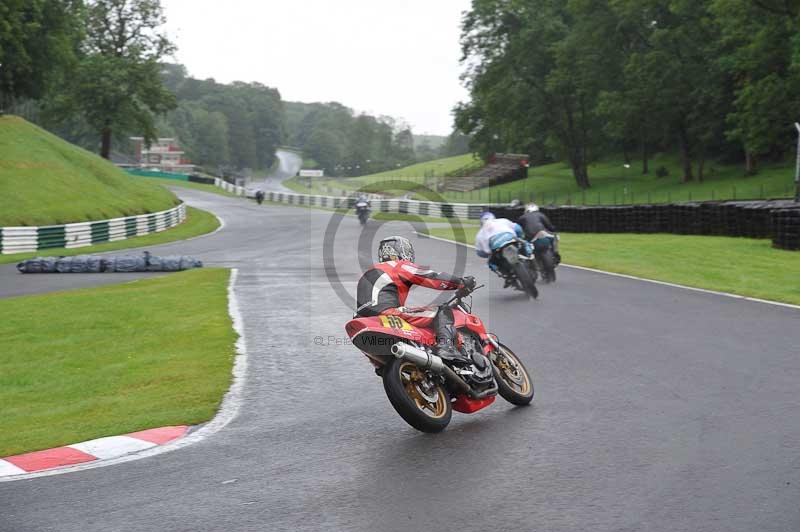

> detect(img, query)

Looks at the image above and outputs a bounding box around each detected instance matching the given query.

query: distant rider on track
[355,236,476,362]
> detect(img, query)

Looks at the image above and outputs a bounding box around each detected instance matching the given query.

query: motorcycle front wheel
[383,358,452,433]
[491,343,534,406]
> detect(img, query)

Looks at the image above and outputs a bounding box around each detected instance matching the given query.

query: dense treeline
[1,0,468,174]
[157,64,283,172]
[1,0,176,160]
[284,102,471,176]
[455,0,800,189]
[284,101,419,177]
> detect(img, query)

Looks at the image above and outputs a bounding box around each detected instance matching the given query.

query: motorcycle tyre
[513,262,538,299]
[540,249,556,283]
[492,343,534,406]
[382,357,452,433]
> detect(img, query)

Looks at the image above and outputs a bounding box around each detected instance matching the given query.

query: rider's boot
[433,306,466,362]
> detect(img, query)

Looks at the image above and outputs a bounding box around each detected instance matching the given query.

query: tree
[0,0,81,108]
[440,131,471,157]
[65,0,176,159]
[456,0,624,189]
[712,0,800,173]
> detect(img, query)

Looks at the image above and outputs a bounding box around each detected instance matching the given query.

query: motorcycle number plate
[379,316,413,331]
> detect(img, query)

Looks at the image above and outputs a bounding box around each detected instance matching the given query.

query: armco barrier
[214,178,248,196]
[224,178,800,251]
[0,203,187,255]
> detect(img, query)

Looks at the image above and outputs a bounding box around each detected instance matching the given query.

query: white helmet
[480,211,496,226]
[525,203,540,213]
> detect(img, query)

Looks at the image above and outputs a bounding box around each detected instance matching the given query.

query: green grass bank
[437,154,796,205]
[0,116,178,226]
[427,226,800,306]
[285,152,795,205]
[0,268,236,456]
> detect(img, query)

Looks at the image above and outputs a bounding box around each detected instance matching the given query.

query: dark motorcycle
[530,231,558,283]
[345,285,534,433]
[355,200,370,226]
[491,239,538,299]
[255,190,265,205]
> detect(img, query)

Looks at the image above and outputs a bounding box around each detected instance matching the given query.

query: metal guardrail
[218,179,799,250]
[0,203,187,255]
[218,178,500,220]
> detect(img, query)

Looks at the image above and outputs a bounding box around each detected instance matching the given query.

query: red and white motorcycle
[345,286,534,432]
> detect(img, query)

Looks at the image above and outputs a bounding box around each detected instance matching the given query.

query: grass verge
[0,206,220,265]
[427,226,800,306]
[0,268,236,456]
[0,116,178,226]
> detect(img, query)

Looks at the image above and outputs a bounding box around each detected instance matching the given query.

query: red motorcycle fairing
[345,311,500,415]
[345,310,494,356]
[452,395,496,413]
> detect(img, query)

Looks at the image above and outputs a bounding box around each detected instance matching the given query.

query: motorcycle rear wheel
[502,246,538,299]
[491,343,534,406]
[539,250,556,283]
[383,358,452,433]
[513,262,539,299]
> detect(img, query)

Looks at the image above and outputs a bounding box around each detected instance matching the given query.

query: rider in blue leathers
[474,212,533,276]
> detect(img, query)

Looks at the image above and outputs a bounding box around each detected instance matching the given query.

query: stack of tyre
[772,207,800,250]
[17,252,203,273]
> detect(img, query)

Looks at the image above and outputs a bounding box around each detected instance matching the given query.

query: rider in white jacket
[475,212,529,259]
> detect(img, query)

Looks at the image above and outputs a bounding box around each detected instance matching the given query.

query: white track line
[0,267,249,482]
[419,231,800,311]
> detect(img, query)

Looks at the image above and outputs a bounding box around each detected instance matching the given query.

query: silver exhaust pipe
[390,342,445,374]
[390,342,498,399]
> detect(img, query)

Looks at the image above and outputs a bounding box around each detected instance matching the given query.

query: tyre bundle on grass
[492,199,797,250]
[772,208,800,250]
[17,252,203,273]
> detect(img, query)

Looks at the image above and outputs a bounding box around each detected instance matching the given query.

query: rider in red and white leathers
[356,236,475,360]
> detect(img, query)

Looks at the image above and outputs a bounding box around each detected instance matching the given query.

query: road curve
[251,148,302,193]
[1,188,798,532]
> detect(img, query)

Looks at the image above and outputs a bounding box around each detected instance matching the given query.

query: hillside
[284,153,480,195]
[438,154,796,204]
[0,116,178,226]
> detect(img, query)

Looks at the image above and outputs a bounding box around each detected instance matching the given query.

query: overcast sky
[161,0,472,135]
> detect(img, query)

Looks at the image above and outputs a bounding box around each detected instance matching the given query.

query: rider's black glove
[460,276,476,291]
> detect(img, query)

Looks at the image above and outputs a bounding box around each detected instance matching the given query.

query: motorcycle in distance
[354,198,371,226]
[530,231,559,283]
[344,285,534,433]
[491,238,539,299]
[254,190,265,205]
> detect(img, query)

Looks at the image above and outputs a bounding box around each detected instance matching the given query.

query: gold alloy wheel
[495,347,531,395]
[398,361,448,418]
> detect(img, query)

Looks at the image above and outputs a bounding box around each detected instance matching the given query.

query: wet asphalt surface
[1,188,799,532]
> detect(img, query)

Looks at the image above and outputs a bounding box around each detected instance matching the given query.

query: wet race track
[1,187,799,532]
